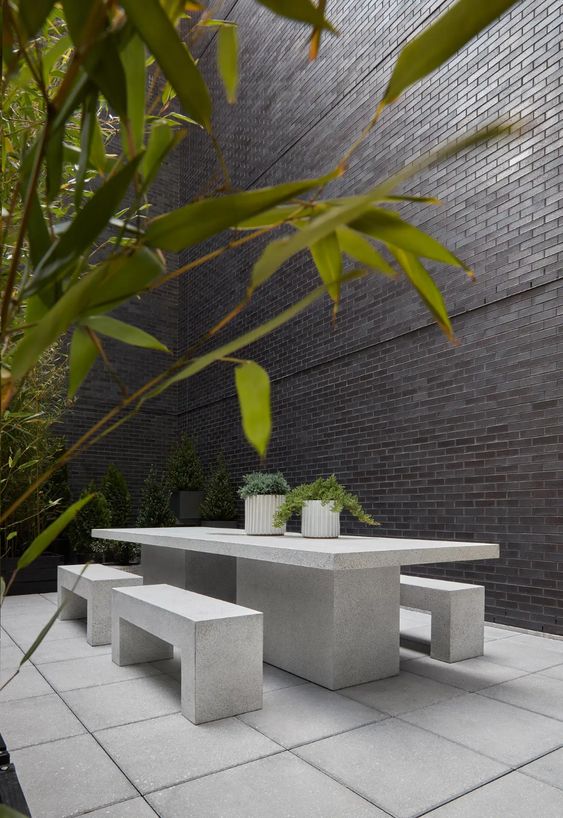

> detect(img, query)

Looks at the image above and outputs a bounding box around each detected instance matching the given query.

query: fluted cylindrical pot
[244,495,286,535]
[301,500,340,538]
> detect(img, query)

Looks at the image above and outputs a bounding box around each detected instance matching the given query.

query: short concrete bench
[58,564,142,646]
[400,575,485,662]
[111,584,263,724]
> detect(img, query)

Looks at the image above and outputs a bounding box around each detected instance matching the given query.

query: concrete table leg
[237,560,400,690]
[141,545,237,602]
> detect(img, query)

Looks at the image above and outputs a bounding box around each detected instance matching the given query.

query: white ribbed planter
[244,495,286,535]
[301,500,340,538]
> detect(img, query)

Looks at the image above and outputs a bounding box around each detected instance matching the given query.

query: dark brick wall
[177,0,563,633]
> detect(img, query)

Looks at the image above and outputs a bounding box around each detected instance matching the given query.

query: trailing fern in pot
[273,475,378,538]
[238,472,290,535]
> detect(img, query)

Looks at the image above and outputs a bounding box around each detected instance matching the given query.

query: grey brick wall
[177,0,563,634]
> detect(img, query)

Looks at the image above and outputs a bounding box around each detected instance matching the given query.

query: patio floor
[1,593,563,818]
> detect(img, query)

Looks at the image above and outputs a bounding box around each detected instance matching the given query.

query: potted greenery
[100,464,135,563]
[166,434,205,523]
[238,472,290,535]
[137,466,177,528]
[68,482,112,560]
[200,452,238,528]
[273,474,378,538]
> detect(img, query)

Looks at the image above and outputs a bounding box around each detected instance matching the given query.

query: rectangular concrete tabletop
[92,527,499,570]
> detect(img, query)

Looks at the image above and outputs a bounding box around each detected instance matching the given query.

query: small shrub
[200,453,237,521]
[238,471,290,499]
[273,474,378,528]
[68,482,111,560]
[101,464,133,563]
[137,466,177,528]
[167,435,204,492]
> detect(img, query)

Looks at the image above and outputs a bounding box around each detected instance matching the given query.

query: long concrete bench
[400,575,484,662]
[111,584,263,724]
[58,564,142,646]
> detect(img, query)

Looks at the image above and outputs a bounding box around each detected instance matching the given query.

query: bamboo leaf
[217,24,238,104]
[82,247,164,313]
[19,0,55,37]
[144,172,335,252]
[17,495,94,569]
[382,0,520,107]
[140,121,183,193]
[75,93,97,209]
[81,316,170,352]
[392,249,455,340]
[68,327,98,397]
[89,117,107,173]
[235,362,271,457]
[310,232,342,311]
[254,0,334,30]
[120,0,211,130]
[351,208,468,270]
[121,33,146,154]
[336,226,396,277]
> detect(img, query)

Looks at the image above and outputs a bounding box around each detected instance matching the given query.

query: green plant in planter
[101,464,133,563]
[167,435,204,492]
[68,483,112,560]
[200,453,237,521]
[238,472,290,499]
[273,475,378,527]
[137,466,177,528]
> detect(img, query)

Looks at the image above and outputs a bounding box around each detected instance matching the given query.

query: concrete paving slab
[62,674,181,731]
[75,798,158,817]
[0,692,85,749]
[339,671,463,716]
[480,673,563,720]
[520,748,563,792]
[403,654,528,691]
[239,682,384,748]
[401,692,563,766]
[480,636,563,672]
[12,734,136,818]
[426,771,563,817]
[96,712,281,793]
[147,752,388,818]
[295,719,507,818]
[263,663,307,693]
[30,635,112,664]
[0,665,52,701]
[40,652,163,691]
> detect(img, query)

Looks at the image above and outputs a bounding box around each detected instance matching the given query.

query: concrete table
[93,527,499,690]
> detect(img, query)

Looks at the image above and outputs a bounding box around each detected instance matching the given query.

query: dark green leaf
[144,173,334,252]
[19,0,54,37]
[28,156,142,295]
[336,226,396,277]
[17,495,94,569]
[89,118,107,173]
[235,362,271,457]
[121,33,146,154]
[140,121,182,193]
[81,316,170,352]
[120,0,211,130]
[75,93,97,209]
[350,208,468,269]
[310,232,342,310]
[254,0,334,30]
[82,247,164,313]
[217,24,238,104]
[391,249,454,340]
[382,0,520,106]
[68,327,98,397]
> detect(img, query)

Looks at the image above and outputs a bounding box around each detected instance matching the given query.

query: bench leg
[86,597,114,647]
[58,586,87,621]
[112,618,173,666]
[431,589,485,662]
[180,615,263,724]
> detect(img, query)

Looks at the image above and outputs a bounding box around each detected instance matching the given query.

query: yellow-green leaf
[235,362,271,458]
[17,495,94,569]
[392,249,454,340]
[121,33,146,154]
[310,232,342,310]
[336,226,396,277]
[254,0,334,31]
[120,0,211,130]
[217,23,238,104]
[81,316,170,352]
[381,0,520,107]
[68,327,98,397]
[140,121,183,193]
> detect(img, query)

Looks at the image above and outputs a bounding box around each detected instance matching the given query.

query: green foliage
[68,483,111,560]
[136,466,177,528]
[234,362,271,458]
[200,453,237,521]
[101,464,131,527]
[166,435,204,492]
[238,471,290,499]
[273,475,378,528]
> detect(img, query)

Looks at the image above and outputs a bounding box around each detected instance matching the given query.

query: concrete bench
[58,564,142,646]
[400,575,484,662]
[111,584,263,724]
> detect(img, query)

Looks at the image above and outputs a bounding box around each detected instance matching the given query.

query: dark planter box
[2,553,64,595]
[201,520,238,528]
[171,490,204,523]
